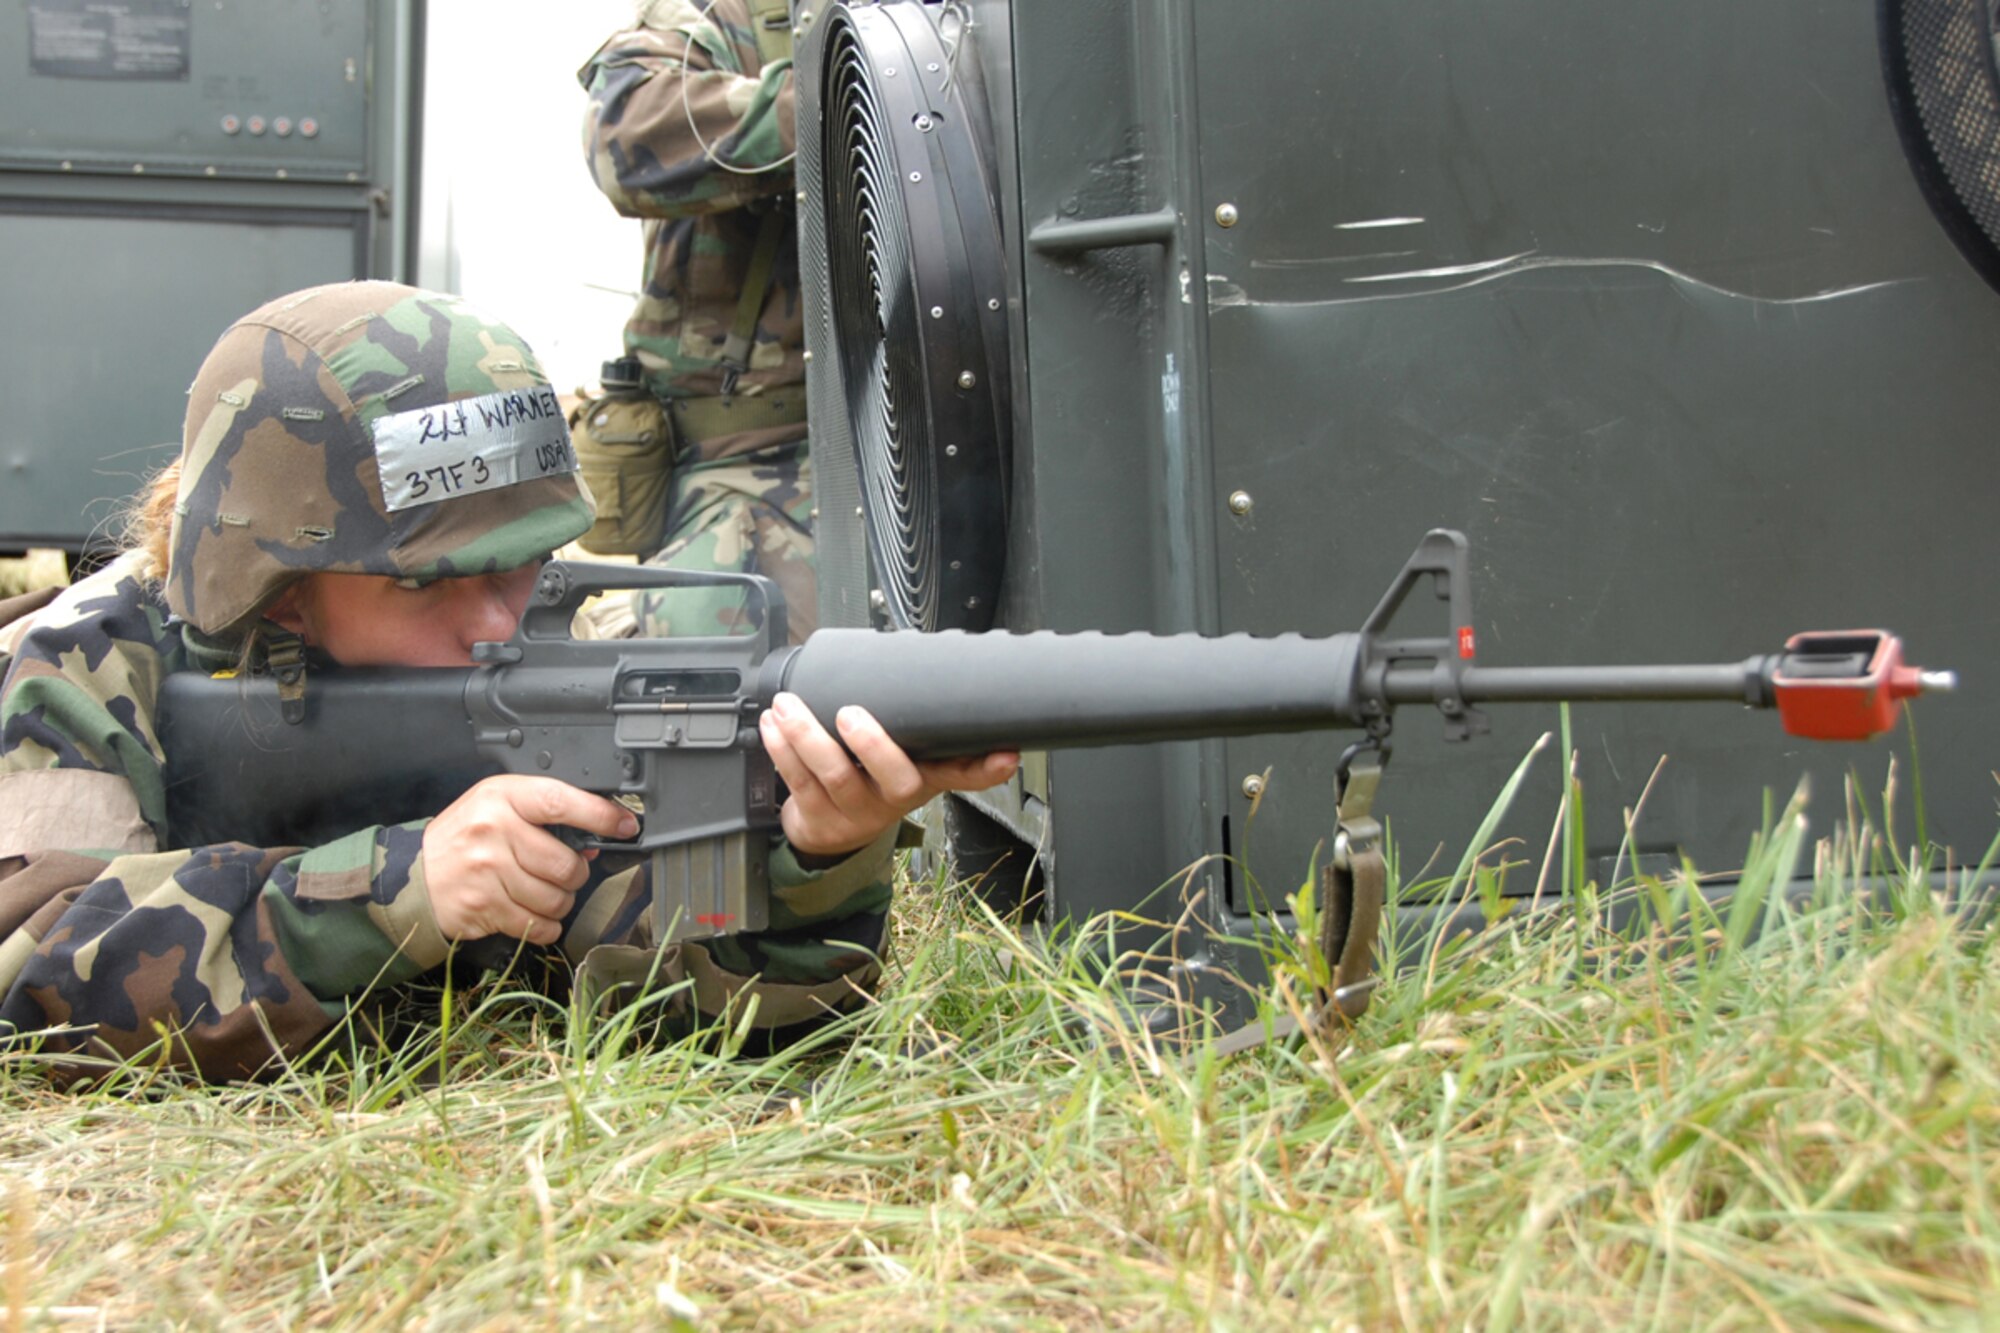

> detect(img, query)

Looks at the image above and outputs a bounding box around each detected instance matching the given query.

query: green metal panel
[4,0,372,181]
[0,0,417,552]
[808,1,1999,1020]
[1189,0,2000,902]
[999,0,1212,923]
[0,207,360,545]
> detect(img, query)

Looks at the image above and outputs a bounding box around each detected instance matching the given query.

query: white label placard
[371,386,577,513]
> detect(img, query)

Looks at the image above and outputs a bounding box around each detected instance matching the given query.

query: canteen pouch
[571,387,673,556]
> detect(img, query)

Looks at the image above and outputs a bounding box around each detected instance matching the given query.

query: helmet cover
[168,281,594,633]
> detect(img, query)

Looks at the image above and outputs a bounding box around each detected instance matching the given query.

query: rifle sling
[717,208,787,393]
[1208,765,1387,1058]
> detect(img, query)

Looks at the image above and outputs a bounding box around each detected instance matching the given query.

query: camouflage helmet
[167,280,595,634]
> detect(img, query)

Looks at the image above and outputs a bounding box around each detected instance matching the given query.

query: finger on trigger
[506,776,637,841]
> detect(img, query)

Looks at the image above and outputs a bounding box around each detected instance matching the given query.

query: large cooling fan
[798,1,1010,632]
[1882,0,2000,290]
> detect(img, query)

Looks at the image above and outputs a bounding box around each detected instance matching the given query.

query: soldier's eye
[392,576,437,592]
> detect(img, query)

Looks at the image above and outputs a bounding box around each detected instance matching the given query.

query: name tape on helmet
[372,386,578,513]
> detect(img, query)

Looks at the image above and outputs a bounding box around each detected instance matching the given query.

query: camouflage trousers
[632,443,816,646]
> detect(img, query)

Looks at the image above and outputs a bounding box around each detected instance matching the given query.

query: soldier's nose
[456,576,524,646]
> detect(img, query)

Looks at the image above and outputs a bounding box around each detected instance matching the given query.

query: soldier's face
[267,563,542,667]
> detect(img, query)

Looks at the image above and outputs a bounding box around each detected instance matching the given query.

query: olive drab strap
[716,0,797,399]
[1320,753,1386,1023]
[263,629,309,725]
[1207,750,1389,1058]
[745,0,795,67]
[718,207,787,397]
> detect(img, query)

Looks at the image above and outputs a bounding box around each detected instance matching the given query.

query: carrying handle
[473,560,791,664]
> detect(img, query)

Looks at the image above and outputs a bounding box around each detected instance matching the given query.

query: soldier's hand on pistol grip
[420,775,640,945]
[759,691,1020,859]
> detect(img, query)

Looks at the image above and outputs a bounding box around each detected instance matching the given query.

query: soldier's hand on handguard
[421,776,640,945]
[759,691,1020,859]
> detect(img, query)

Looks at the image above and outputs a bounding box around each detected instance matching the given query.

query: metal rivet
[885,66,897,76]
[537,751,553,771]
[915,114,934,132]
[870,589,887,610]
[986,298,1001,311]
[930,306,943,318]
[797,190,807,203]
[802,349,813,363]
[945,444,958,456]
[957,370,976,389]
[1241,774,1265,799]
[1228,490,1253,516]
[506,728,524,748]
[664,724,683,744]
[809,507,820,521]
[855,506,865,518]
[1215,202,1240,228]
[927,62,939,72]
[909,170,923,183]
[966,596,980,610]
[950,559,962,571]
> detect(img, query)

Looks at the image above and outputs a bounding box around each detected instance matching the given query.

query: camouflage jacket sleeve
[579,0,796,219]
[564,827,898,1031]
[0,562,453,1079]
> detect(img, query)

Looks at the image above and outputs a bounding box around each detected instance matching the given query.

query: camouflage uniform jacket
[580,0,817,643]
[0,560,894,1081]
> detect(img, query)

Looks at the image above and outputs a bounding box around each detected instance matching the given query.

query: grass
[0,756,1994,1330]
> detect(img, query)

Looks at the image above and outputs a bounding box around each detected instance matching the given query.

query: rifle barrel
[1433,660,1771,706]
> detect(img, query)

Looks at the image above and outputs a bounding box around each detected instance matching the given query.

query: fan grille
[811,4,1011,632]
[1883,0,2000,289]
[825,22,942,629]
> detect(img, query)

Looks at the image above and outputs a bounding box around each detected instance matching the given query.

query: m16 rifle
[157,530,1952,1012]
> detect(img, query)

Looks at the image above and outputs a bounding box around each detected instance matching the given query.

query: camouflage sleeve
[0,571,455,1078]
[0,832,450,1080]
[578,0,796,220]
[0,557,178,841]
[565,829,896,1029]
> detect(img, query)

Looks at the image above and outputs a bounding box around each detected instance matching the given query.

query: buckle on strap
[1321,747,1387,1022]
[263,630,308,725]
